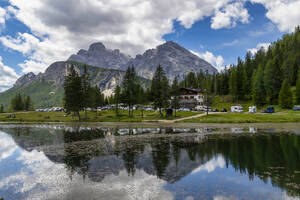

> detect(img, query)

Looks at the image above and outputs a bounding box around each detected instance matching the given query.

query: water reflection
[0,126,300,200]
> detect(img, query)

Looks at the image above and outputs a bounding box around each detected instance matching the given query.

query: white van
[249,106,257,113]
[231,106,243,113]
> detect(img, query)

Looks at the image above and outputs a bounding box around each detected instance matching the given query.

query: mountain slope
[68,41,218,80]
[0,61,149,109]
[68,42,131,70]
[126,41,217,80]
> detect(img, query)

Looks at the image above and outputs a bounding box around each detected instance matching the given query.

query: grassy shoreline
[0,110,300,123]
[0,110,198,123]
[180,111,300,123]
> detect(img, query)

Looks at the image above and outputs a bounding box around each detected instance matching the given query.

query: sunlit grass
[181,111,300,123]
[0,110,199,122]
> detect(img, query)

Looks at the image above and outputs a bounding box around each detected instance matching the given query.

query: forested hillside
[180,26,300,106]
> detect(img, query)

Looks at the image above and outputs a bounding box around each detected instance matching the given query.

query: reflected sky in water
[0,125,300,200]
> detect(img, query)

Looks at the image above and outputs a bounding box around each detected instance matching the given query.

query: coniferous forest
[179,27,300,107]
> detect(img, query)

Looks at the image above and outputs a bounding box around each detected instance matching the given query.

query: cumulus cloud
[0,129,174,200]
[191,50,224,72]
[0,0,237,74]
[0,7,6,27]
[0,56,19,92]
[191,155,225,174]
[247,42,271,55]
[0,0,299,76]
[250,0,300,32]
[211,2,250,29]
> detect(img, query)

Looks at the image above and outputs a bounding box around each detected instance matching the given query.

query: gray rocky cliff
[125,41,218,80]
[68,42,131,70]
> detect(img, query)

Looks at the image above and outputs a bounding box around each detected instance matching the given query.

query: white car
[231,106,244,113]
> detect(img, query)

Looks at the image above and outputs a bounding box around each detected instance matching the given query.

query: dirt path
[146,112,224,123]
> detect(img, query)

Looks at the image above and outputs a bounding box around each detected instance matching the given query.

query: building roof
[180,88,202,93]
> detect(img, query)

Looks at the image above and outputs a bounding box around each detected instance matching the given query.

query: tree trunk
[84,108,87,120]
[76,111,81,121]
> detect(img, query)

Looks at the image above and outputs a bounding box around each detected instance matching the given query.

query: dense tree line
[179,27,300,108]
[63,65,105,120]
[64,27,300,120]
[9,93,33,111]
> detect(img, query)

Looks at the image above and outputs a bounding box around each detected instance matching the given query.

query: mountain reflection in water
[0,125,300,200]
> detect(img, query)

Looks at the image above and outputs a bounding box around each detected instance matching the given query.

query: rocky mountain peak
[68,42,131,70]
[88,42,106,52]
[14,72,36,88]
[126,41,218,80]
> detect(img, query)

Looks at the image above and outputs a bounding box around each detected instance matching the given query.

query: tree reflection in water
[2,126,300,198]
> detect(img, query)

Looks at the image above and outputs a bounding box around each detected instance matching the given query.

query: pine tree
[114,85,121,117]
[229,67,238,101]
[279,79,293,108]
[10,93,24,111]
[63,65,84,120]
[94,86,104,117]
[296,70,300,104]
[0,104,3,113]
[252,65,266,106]
[150,65,170,117]
[82,65,91,120]
[136,84,147,118]
[122,65,138,117]
[24,96,33,111]
[264,58,283,104]
[171,76,180,117]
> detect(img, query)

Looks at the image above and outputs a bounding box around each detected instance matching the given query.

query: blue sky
[0,0,300,91]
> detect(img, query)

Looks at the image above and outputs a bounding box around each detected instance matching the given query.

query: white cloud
[250,0,300,32]
[0,129,174,200]
[0,7,6,27]
[191,50,224,72]
[0,0,236,74]
[222,39,239,47]
[211,2,250,29]
[0,0,298,77]
[247,42,271,55]
[0,56,19,92]
[191,155,225,174]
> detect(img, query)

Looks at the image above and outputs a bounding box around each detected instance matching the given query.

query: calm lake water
[0,124,300,200]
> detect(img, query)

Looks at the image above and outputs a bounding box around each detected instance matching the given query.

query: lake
[0,123,300,200]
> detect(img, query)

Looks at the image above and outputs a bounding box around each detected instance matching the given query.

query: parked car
[179,108,191,112]
[248,106,257,113]
[231,106,243,113]
[220,108,227,112]
[261,107,275,113]
[292,106,300,111]
[145,107,154,111]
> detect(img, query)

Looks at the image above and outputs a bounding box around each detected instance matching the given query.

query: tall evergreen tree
[296,70,300,104]
[94,86,104,117]
[229,67,238,101]
[114,85,121,117]
[63,65,84,120]
[264,58,283,104]
[82,65,91,119]
[150,65,170,117]
[24,96,33,111]
[279,79,293,108]
[252,65,266,106]
[122,65,138,117]
[10,93,24,111]
[0,104,3,113]
[171,76,180,117]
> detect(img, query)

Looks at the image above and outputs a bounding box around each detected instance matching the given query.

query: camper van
[231,105,243,113]
[249,106,257,113]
